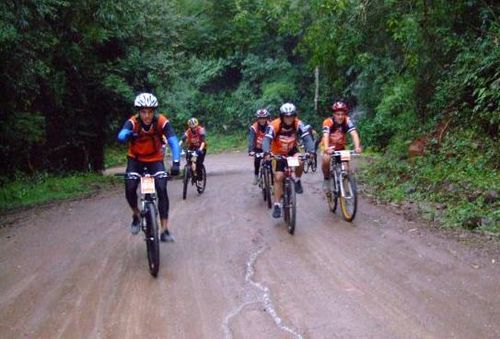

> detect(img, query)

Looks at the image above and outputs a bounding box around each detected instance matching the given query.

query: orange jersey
[266,118,306,155]
[127,114,169,162]
[184,126,207,150]
[322,116,356,150]
[250,121,268,149]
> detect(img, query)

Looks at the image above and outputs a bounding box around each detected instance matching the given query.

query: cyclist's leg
[273,158,287,203]
[125,158,142,218]
[321,152,331,179]
[290,148,304,193]
[254,148,263,175]
[147,161,173,239]
[196,149,206,178]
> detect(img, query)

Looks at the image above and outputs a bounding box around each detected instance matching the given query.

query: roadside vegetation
[0,1,497,232]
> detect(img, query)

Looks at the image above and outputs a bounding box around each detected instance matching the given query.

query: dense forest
[0,0,498,228]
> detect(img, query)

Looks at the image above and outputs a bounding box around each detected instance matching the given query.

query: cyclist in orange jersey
[262,102,315,218]
[180,117,207,180]
[117,93,180,242]
[248,108,271,184]
[321,101,362,193]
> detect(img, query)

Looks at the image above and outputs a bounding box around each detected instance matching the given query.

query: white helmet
[279,102,297,116]
[134,93,158,108]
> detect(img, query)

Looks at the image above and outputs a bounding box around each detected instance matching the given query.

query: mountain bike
[273,154,308,235]
[117,171,162,277]
[303,153,317,173]
[182,149,206,200]
[325,150,358,222]
[255,153,273,209]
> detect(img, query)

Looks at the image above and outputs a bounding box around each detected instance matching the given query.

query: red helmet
[332,101,348,113]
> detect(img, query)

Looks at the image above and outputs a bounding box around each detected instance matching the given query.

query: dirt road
[0,152,498,338]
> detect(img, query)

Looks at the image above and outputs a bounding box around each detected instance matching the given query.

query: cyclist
[321,101,362,192]
[117,93,181,242]
[263,102,315,218]
[180,117,207,181]
[248,108,271,184]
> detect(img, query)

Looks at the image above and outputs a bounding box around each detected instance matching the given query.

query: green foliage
[0,172,117,213]
[359,129,499,233]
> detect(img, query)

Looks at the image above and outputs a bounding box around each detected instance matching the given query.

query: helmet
[187,117,199,128]
[279,103,297,117]
[255,108,270,119]
[134,93,158,108]
[332,101,348,113]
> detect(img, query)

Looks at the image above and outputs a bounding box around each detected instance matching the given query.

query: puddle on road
[222,245,303,339]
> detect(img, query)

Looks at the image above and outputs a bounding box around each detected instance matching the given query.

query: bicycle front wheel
[263,166,272,209]
[339,173,358,222]
[283,179,296,235]
[311,156,318,172]
[196,165,207,194]
[144,202,160,277]
[182,165,190,200]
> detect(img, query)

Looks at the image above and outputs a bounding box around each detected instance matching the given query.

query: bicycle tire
[263,166,273,209]
[182,165,190,200]
[339,173,358,222]
[311,156,318,172]
[285,179,296,235]
[144,202,160,277]
[327,176,338,213]
[303,160,310,173]
[196,165,207,194]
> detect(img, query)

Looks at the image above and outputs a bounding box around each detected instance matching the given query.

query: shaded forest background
[1,0,498,175]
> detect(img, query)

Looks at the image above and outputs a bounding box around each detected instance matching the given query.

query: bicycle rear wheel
[196,165,207,194]
[339,173,357,222]
[144,202,160,277]
[283,179,296,235]
[182,165,190,200]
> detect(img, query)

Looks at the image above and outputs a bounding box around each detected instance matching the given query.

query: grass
[0,172,119,214]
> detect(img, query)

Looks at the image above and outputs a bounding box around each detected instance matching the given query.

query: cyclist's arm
[262,125,274,153]
[117,120,134,144]
[198,128,206,151]
[162,122,181,162]
[322,119,332,152]
[346,117,361,152]
[350,129,362,152]
[248,126,256,153]
[298,122,315,153]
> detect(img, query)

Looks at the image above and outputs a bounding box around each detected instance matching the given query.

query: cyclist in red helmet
[248,108,271,184]
[321,101,362,193]
[180,117,207,181]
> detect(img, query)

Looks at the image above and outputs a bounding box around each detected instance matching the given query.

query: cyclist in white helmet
[248,108,271,184]
[262,102,315,218]
[117,93,180,242]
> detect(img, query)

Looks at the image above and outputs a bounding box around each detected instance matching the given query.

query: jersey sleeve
[346,117,356,133]
[322,118,332,134]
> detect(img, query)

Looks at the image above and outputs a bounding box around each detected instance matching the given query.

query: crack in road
[222,245,303,339]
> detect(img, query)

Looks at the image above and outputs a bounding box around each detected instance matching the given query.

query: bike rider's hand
[170,161,180,176]
[248,151,255,157]
[196,149,204,156]
[355,145,362,154]
[326,146,335,155]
